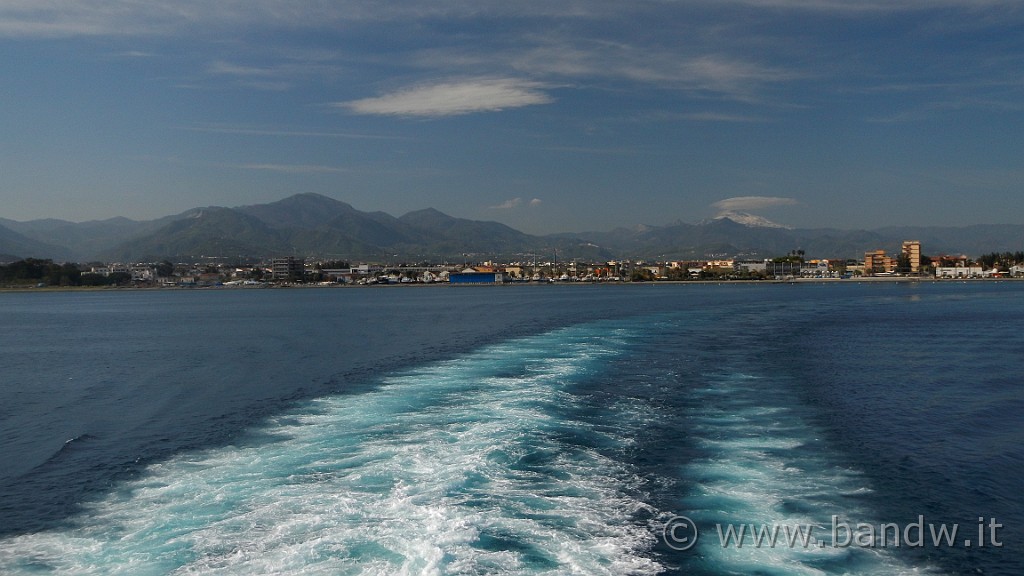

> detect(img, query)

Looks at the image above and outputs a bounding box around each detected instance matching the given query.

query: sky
[1,1,1022,234]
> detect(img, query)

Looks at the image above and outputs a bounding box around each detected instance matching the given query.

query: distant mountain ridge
[0,194,600,262]
[0,220,73,262]
[2,194,1022,262]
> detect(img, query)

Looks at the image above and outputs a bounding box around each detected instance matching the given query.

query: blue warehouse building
[449,269,504,284]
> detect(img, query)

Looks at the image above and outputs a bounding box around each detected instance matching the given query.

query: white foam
[675,372,945,575]
[0,324,663,575]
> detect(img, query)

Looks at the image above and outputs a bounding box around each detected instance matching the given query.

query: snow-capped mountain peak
[713,211,791,229]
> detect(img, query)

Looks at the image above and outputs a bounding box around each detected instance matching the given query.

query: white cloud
[489,197,542,210]
[490,197,523,210]
[339,79,553,117]
[711,196,798,214]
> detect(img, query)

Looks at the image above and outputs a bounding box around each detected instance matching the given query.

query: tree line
[977,252,1024,270]
[0,259,131,287]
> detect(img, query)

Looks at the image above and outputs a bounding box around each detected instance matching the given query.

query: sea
[0,282,1021,575]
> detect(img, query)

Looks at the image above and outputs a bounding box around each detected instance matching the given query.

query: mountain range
[2,193,1022,263]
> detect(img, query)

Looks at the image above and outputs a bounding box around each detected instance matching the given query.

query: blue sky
[1,1,1022,234]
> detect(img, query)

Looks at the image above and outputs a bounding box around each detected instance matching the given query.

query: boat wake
[0,323,662,575]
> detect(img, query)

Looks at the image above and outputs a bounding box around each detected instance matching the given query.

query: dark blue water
[0,283,1020,574]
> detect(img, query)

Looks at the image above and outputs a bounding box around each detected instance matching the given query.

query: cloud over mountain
[711,196,799,215]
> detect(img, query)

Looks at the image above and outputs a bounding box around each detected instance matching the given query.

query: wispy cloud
[203,57,351,91]
[4,1,1011,110]
[0,1,193,37]
[490,197,523,210]
[184,124,406,140]
[229,163,348,174]
[711,196,798,214]
[676,111,770,123]
[339,78,554,117]
[444,36,802,101]
[1,0,1016,39]
[490,197,542,210]
[0,1,619,38]
[707,0,1021,13]
[207,60,277,77]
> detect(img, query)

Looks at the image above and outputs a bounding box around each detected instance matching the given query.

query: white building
[935,266,985,278]
[733,260,768,273]
[130,266,155,282]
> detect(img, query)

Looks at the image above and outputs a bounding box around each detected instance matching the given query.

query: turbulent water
[0,283,1021,575]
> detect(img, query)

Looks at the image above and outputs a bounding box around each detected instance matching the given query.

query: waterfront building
[901,241,922,274]
[271,257,304,281]
[449,267,504,284]
[766,260,801,278]
[733,260,768,274]
[936,266,985,278]
[864,250,895,275]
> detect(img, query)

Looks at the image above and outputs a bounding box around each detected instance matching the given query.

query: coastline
[2,275,1019,293]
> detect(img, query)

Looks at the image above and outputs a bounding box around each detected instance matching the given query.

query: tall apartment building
[271,257,304,281]
[864,249,895,275]
[901,241,921,274]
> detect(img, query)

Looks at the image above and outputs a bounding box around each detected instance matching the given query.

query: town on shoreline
[2,240,1023,289]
